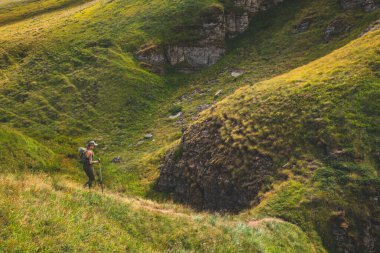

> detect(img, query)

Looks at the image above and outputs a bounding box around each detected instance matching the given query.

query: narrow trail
[1,173,284,228]
[61,178,194,218]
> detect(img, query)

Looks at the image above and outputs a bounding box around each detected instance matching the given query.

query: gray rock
[169,112,182,119]
[135,0,286,73]
[225,12,250,38]
[340,0,378,11]
[214,90,223,98]
[111,156,122,163]
[144,133,153,139]
[324,18,353,42]
[136,140,145,146]
[231,70,245,77]
[135,45,166,74]
[294,16,313,33]
[196,104,211,112]
[166,45,225,71]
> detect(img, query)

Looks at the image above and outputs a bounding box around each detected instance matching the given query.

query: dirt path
[61,178,194,218]
[0,173,284,229]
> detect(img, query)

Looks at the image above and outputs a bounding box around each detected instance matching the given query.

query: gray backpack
[78,147,87,163]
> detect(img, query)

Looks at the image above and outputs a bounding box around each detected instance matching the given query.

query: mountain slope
[0,125,58,172]
[0,173,321,252]
[0,0,379,252]
[158,26,380,252]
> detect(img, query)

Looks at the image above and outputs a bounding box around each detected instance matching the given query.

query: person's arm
[87,151,99,164]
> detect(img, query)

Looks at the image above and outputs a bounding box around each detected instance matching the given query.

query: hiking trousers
[83,164,96,188]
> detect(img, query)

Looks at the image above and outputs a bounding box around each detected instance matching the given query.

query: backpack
[78,147,87,163]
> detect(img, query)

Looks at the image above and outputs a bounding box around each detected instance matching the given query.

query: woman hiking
[83,141,100,189]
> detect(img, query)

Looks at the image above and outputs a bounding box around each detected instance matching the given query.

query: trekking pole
[98,160,104,194]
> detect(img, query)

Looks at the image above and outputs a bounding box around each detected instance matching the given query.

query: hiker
[82,141,100,189]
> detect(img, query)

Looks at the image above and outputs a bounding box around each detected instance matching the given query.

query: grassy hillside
[69,0,379,197]
[163,26,380,251]
[0,0,379,252]
[0,0,92,25]
[0,125,58,172]
[0,174,321,252]
[1,0,378,196]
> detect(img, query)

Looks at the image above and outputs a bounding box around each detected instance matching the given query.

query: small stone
[144,134,153,139]
[214,90,223,98]
[169,112,182,119]
[136,140,145,145]
[196,104,211,112]
[231,70,244,77]
[112,156,122,163]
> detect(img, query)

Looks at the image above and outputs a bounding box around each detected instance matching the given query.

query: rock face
[340,0,378,12]
[157,119,274,212]
[166,46,226,72]
[135,0,285,73]
[324,17,353,42]
[331,211,380,253]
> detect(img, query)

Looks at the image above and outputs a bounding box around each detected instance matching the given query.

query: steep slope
[158,25,380,252]
[0,125,58,172]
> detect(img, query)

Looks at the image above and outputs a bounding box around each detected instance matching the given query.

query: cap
[87,141,98,147]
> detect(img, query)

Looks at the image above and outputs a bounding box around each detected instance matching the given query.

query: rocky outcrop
[135,0,285,73]
[157,118,274,212]
[294,16,314,33]
[340,0,378,12]
[166,46,226,73]
[324,17,353,42]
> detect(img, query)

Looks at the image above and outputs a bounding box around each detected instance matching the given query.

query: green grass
[0,174,320,252]
[0,0,92,25]
[87,0,380,197]
[0,0,379,251]
[189,27,380,252]
[0,125,59,172]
